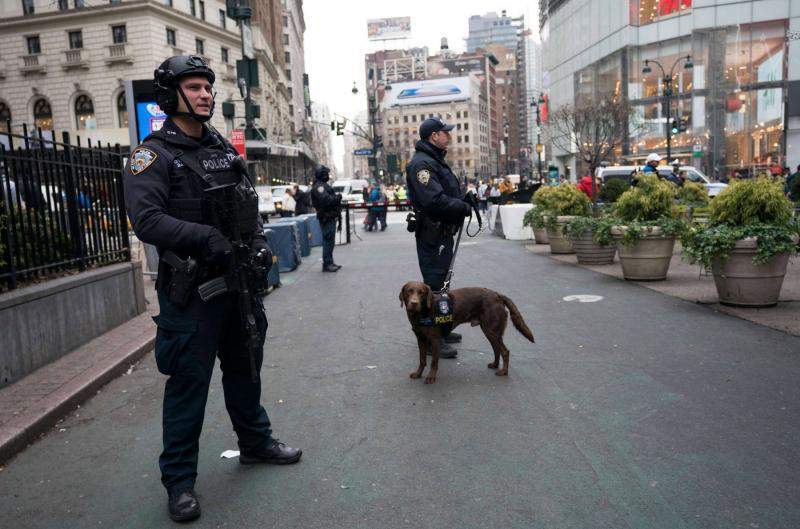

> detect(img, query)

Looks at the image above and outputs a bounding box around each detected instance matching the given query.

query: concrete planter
[711,238,792,307]
[569,231,616,265]
[546,216,575,254]
[612,226,675,281]
[533,227,549,245]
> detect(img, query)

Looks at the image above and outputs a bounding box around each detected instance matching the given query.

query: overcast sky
[303,0,538,174]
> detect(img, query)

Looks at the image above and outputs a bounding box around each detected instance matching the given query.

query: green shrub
[677,181,709,206]
[2,207,71,271]
[537,184,591,216]
[563,213,616,246]
[522,206,546,229]
[598,178,630,203]
[613,173,676,222]
[709,178,793,226]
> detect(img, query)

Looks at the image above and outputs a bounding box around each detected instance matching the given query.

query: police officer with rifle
[405,117,474,358]
[124,55,301,522]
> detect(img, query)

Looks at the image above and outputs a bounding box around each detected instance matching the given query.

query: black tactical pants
[320,217,336,265]
[154,288,271,494]
[415,232,454,292]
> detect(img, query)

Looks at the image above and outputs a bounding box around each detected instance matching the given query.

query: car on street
[254,185,276,218]
[596,165,728,197]
[332,179,369,203]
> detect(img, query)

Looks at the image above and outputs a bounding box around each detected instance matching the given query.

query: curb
[0,334,155,465]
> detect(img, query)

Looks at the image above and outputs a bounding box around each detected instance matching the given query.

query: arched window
[74,94,95,130]
[0,101,10,133]
[117,92,128,128]
[33,98,53,130]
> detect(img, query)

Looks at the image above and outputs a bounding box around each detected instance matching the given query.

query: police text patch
[417,169,431,186]
[130,147,158,175]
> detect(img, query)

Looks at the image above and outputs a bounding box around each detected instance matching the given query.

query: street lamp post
[351,81,384,183]
[530,93,545,181]
[641,55,693,162]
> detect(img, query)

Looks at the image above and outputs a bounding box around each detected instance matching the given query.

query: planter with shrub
[533,184,591,254]
[682,178,799,307]
[522,206,549,244]
[611,174,684,280]
[563,210,617,265]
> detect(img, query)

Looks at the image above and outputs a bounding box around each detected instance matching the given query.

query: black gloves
[335,193,343,202]
[250,237,272,267]
[203,228,233,266]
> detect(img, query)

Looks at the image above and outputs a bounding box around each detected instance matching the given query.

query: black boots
[444,331,462,344]
[239,438,303,465]
[427,339,458,358]
[168,489,201,522]
[322,263,342,272]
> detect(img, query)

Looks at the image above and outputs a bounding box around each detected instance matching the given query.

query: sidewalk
[0,277,158,464]
[526,242,800,337]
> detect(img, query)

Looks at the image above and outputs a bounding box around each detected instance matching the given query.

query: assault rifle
[197,182,269,383]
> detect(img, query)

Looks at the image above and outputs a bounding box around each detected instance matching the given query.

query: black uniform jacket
[405,140,467,225]
[124,119,264,257]
[310,179,340,221]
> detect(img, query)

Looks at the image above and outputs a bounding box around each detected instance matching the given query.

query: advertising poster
[385,76,472,107]
[135,102,166,143]
[367,17,411,41]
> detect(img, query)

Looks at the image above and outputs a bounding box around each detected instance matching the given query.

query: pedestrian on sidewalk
[123,55,302,523]
[406,117,472,358]
[310,165,343,272]
[293,184,311,215]
[281,187,296,217]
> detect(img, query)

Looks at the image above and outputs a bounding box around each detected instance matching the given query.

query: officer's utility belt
[414,213,458,242]
[416,292,454,334]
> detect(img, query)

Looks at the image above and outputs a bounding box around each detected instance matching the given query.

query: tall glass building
[540,0,798,180]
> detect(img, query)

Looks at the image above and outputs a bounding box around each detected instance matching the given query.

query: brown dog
[399,281,535,384]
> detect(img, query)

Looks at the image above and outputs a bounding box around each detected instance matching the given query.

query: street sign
[242,23,254,59]
[231,129,246,159]
[353,148,374,156]
[692,143,702,158]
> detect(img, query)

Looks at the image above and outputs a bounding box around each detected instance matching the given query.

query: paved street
[1,211,800,529]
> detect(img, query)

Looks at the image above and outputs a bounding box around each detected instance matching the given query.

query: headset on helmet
[153,55,216,122]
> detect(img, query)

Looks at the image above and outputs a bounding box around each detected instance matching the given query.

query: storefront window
[630,0,692,26]
[33,98,53,130]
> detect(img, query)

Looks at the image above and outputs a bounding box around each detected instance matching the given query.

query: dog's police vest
[417,292,454,334]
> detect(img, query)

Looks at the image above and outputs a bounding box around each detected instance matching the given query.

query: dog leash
[441,196,482,293]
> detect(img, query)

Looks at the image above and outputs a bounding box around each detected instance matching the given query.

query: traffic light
[679,117,688,133]
[336,121,345,136]
[670,118,679,135]
[374,136,383,149]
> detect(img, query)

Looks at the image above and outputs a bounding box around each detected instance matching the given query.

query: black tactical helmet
[314,165,331,180]
[153,55,216,121]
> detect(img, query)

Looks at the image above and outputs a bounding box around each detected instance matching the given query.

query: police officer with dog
[310,165,343,272]
[124,55,301,522]
[406,117,472,358]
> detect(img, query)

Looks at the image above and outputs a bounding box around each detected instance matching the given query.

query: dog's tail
[499,294,535,343]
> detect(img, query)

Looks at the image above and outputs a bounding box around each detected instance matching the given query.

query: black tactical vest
[144,130,259,238]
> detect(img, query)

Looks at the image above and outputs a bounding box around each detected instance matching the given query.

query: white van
[332,179,369,203]
[596,165,728,197]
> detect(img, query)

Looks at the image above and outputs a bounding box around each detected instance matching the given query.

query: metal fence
[0,123,130,291]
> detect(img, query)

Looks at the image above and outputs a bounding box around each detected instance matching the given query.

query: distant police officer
[406,117,471,358]
[310,165,342,272]
[124,55,301,522]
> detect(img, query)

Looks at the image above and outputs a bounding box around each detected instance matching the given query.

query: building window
[166,28,176,46]
[464,135,469,142]
[282,34,289,45]
[74,0,84,7]
[26,35,41,55]
[58,0,69,10]
[195,38,204,55]
[33,99,53,130]
[285,51,290,63]
[219,9,226,28]
[117,92,128,128]
[0,102,11,132]
[221,46,228,63]
[285,69,291,80]
[463,111,468,118]
[68,30,83,49]
[74,95,95,130]
[164,0,173,6]
[199,0,205,19]
[112,25,127,44]
[464,123,468,130]
[288,87,293,97]
[283,15,288,27]
[189,0,196,16]
[22,0,34,15]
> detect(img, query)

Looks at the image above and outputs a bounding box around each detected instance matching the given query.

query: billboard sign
[427,57,485,78]
[757,50,783,124]
[231,129,246,158]
[367,17,411,41]
[135,102,167,143]
[385,76,472,107]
